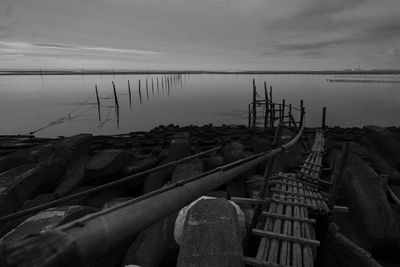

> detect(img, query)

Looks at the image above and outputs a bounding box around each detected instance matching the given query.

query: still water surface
[0,74,399,137]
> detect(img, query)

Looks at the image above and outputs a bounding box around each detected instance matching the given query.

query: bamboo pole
[157,77,159,92]
[138,79,142,104]
[300,100,304,128]
[128,80,132,108]
[1,129,305,266]
[281,99,285,124]
[322,107,327,129]
[95,85,101,121]
[151,78,154,96]
[249,125,283,231]
[112,81,119,108]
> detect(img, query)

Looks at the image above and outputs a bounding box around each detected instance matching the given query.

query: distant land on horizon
[1,69,400,75]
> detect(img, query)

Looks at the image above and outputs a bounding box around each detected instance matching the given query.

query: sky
[0,0,399,70]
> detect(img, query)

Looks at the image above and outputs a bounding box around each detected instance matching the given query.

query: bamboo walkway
[244,130,329,267]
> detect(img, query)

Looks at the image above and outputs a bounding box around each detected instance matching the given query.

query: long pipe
[1,125,304,266]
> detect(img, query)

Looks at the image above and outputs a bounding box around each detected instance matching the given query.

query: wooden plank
[262,212,316,224]
[270,188,328,201]
[270,180,320,190]
[252,229,320,247]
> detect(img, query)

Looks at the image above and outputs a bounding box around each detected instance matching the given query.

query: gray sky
[0,0,399,70]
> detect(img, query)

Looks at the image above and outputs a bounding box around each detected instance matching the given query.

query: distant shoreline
[1,70,400,76]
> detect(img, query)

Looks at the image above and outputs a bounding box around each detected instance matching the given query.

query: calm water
[0,74,399,137]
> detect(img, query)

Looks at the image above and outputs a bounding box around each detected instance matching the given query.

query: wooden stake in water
[157,77,160,92]
[112,81,120,128]
[112,81,119,109]
[95,84,101,121]
[322,106,327,129]
[281,99,286,124]
[151,78,154,96]
[138,79,142,104]
[128,80,132,108]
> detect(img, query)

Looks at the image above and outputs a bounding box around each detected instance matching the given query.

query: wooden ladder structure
[236,130,336,267]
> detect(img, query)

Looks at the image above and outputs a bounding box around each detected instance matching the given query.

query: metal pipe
[1,126,304,266]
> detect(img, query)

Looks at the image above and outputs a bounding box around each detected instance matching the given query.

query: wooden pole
[289,104,292,128]
[138,80,142,104]
[157,77,159,92]
[252,79,257,128]
[128,80,132,108]
[112,81,119,109]
[270,103,275,128]
[322,106,327,129]
[95,85,101,121]
[300,100,304,128]
[162,76,164,89]
[249,124,283,231]
[151,78,154,96]
[281,99,286,124]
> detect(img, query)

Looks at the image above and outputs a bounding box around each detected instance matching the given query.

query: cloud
[0,41,164,57]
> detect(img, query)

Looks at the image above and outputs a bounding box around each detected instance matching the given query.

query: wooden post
[95,85,101,121]
[252,79,257,128]
[300,100,304,128]
[281,99,285,124]
[151,78,154,96]
[248,104,251,128]
[249,124,283,231]
[328,143,350,208]
[322,106,327,129]
[128,80,132,108]
[157,77,159,92]
[146,78,148,91]
[138,80,142,104]
[289,104,292,128]
[112,81,119,109]
[270,103,275,128]
[162,76,164,89]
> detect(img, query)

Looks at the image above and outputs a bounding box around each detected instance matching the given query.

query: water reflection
[0,73,399,137]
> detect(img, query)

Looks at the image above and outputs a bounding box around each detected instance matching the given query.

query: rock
[122,222,164,267]
[0,205,97,244]
[319,223,381,267]
[161,159,204,265]
[86,188,126,208]
[327,150,399,251]
[102,197,132,209]
[177,198,244,267]
[85,149,130,182]
[364,126,400,170]
[223,143,247,198]
[0,193,56,238]
[0,163,46,217]
[0,143,55,174]
[54,156,90,197]
[121,157,159,181]
[252,137,271,153]
[203,155,224,171]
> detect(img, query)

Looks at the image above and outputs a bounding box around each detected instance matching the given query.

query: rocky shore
[1,124,400,266]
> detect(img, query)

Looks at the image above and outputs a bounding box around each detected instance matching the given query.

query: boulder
[0,163,46,217]
[0,205,97,244]
[85,149,130,182]
[363,126,400,170]
[327,149,399,251]
[177,198,244,267]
